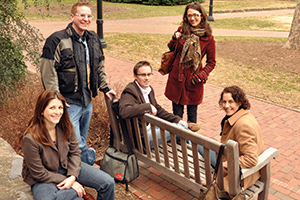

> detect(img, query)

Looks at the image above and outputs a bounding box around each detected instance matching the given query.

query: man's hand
[150,104,157,116]
[179,120,188,127]
[105,89,116,99]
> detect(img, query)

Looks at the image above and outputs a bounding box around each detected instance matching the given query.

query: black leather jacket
[40,23,110,106]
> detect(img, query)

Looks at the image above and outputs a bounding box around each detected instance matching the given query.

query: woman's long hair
[181,2,212,37]
[20,89,73,145]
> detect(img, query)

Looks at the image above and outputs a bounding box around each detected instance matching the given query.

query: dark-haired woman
[164,2,216,131]
[218,85,264,191]
[199,86,264,191]
[20,89,115,200]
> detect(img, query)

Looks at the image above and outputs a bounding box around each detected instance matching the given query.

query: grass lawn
[20,0,297,20]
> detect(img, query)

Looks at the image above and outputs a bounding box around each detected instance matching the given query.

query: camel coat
[221,109,264,191]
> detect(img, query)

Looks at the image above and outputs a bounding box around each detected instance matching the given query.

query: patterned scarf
[180,28,205,71]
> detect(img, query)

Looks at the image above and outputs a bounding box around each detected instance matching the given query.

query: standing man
[40,2,116,165]
[119,61,188,148]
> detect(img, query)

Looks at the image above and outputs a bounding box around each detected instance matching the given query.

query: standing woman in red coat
[165,2,216,130]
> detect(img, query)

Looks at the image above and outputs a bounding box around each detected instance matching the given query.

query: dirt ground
[217,40,299,75]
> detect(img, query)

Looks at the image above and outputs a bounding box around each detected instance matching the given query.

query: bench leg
[258,163,270,200]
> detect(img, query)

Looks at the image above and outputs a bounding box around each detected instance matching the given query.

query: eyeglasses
[187,14,201,19]
[136,73,153,77]
[74,14,94,19]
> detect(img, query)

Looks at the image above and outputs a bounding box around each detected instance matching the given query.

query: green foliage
[0,37,26,100]
[0,0,44,102]
[104,0,204,6]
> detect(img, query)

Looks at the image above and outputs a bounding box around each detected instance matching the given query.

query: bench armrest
[241,147,279,179]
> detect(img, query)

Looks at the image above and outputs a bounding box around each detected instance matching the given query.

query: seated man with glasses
[119,61,188,149]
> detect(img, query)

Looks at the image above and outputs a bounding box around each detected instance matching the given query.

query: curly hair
[181,2,212,37]
[219,85,251,109]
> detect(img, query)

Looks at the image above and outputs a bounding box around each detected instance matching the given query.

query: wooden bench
[104,96,278,200]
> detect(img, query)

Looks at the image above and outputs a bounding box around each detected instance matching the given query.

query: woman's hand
[71,181,86,198]
[174,31,181,39]
[56,175,76,190]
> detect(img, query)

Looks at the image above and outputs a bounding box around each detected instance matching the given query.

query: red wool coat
[165,27,216,105]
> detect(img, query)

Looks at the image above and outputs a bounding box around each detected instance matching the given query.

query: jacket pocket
[56,49,76,70]
[58,71,76,93]
[186,72,200,91]
[55,49,77,93]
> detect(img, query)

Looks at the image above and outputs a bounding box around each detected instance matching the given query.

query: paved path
[29,9,294,38]
[29,8,300,200]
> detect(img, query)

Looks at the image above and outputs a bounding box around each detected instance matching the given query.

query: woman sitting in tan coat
[219,85,264,191]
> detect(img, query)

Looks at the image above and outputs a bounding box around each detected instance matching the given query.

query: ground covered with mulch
[217,40,299,75]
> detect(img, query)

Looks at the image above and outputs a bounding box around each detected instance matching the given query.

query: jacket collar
[227,109,249,126]
[67,23,89,41]
[134,81,151,96]
[132,81,153,104]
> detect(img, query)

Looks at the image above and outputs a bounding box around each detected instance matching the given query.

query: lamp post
[97,0,107,48]
[208,0,214,21]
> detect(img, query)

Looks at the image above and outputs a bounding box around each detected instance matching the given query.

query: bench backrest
[105,96,234,192]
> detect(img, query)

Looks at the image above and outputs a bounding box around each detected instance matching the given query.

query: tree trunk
[283,2,300,49]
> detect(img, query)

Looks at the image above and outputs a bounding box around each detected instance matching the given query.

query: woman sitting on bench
[199,85,264,191]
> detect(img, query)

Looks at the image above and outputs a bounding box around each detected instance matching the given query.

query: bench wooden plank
[133,118,144,154]
[170,133,180,173]
[160,128,170,168]
[242,147,278,179]
[192,143,201,184]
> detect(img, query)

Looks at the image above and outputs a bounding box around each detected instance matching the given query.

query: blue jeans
[31,162,115,200]
[31,183,82,200]
[67,102,95,165]
[197,145,217,168]
[147,123,188,148]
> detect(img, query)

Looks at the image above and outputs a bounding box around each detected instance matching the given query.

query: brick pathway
[104,55,300,200]
[29,8,300,199]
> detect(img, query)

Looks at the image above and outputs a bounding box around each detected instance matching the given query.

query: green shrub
[104,0,204,6]
[0,0,43,103]
[0,37,27,101]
